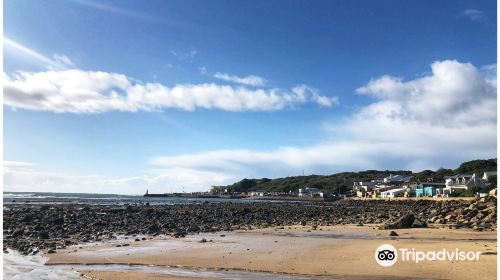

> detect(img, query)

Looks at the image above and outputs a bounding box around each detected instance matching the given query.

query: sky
[3,0,497,194]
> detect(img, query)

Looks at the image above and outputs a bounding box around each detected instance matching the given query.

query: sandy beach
[46,224,496,280]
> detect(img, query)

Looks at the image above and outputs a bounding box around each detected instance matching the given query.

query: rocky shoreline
[3,192,496,256]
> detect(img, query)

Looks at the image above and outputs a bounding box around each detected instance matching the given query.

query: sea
[3,191,257,206]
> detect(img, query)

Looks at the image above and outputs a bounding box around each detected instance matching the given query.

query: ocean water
[3,191,255,205]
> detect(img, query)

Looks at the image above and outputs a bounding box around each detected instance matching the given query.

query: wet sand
[47,225,496,280]
[80,271,204,280]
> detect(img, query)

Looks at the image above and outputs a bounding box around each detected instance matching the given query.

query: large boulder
[379,213,415,230]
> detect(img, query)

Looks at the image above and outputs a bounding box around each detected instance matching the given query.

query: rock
[12,228,24,238]
[466,209,479,219]
[171,231,186,238]
[489,188,497,199]
[38,231,49,240]
[389,231,399,236]
[380,213,415,229]
[411,218,427,228]
[483,213,496,223]
[147,223,160,234]
[477,204,487,211]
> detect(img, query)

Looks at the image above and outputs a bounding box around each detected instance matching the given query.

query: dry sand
[47,225,496,280]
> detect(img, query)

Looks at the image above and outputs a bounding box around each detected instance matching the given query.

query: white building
[380,188,407,198]
[443,173,486,195]
[298,187,322,197]
[249,190,268,196]
[352,181,377,192]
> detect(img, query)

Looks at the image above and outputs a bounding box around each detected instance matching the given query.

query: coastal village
[143,160,498,201]
[205,169,498,200]
[352,171,497,198]
[241,172,497,199]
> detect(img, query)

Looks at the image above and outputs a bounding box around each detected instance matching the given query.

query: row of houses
[247,187,327,198]
[354,171,496,198]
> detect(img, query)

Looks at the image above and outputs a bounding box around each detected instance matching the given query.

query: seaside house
[443,173,486,195]
[372,175,387,183]
[353,181,377,197]
[371,184,401,197]
[415,182,446,197]
[380,187,407,198]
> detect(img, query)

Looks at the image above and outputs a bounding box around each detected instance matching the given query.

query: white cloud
[214,72,266,87]
[459,9,487,22]
[52,54,75,68]
[291,84,339,107]
[355,60,496,125]
[4,69,337,113]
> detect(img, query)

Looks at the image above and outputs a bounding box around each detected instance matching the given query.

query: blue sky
[3,0,497,194]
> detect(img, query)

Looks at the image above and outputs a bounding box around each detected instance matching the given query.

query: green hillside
[211,159,496,194]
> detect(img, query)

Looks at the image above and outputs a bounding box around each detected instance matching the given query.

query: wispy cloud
[3,69,338,113]
[69,0,165,23]
[199,66,207,75]
[4,37,74,70]
[52,54,75,68]
[214,72,266,87]
[170,49,198,62]
[459,9,487,22]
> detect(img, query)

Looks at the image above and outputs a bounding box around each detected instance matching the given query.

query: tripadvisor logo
[375,244,397,267]
[375,244,482,267]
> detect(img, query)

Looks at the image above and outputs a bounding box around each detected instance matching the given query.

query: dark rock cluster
[379,191,497,231]
[425,193,497,231]
[3,194,496,255]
